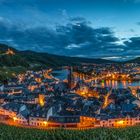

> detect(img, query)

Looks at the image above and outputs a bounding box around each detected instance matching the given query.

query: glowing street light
[43,121,48,126]
[117,120,124,125]
[13,117,17,122]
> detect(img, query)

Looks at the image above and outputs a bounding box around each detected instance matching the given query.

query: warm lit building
[6,48,15,55]
[78,116,96,127]
[100,117,140,127]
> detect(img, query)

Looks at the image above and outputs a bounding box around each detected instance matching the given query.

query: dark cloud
[124,37,140,50]
[0,16,135,60]
[123,37,140,58]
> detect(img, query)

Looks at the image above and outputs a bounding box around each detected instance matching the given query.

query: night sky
[0,0,140,60]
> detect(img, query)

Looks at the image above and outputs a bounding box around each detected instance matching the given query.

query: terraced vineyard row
[0,124,140,140]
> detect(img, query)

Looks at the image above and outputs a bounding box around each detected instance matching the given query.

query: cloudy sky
[0,0,140,61]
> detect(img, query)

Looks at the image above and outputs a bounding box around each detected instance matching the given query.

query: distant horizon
[0,42,138,62]
[0,0,140,61]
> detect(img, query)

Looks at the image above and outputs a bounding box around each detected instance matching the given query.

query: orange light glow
[117,120,124,125]
[6,49,15,55]
[13,117,17,122]
[112,74,115,79]
[35,78,42,83]
[43,121,48,126]
[102,89,112,109]
[39,94,45,106]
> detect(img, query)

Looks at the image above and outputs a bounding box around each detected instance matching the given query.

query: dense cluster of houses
[0,67,140,129]
[0,101,140,128]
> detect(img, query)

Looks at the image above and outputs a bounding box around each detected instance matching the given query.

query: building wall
[79,116,96,127]
[0,108,16,118]
[100,117,140,127]
[29,117,48,127]
[14,116,28,125]
[1,108,140,128]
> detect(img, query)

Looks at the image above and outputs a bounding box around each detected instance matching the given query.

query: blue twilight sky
[0,0,140,60]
